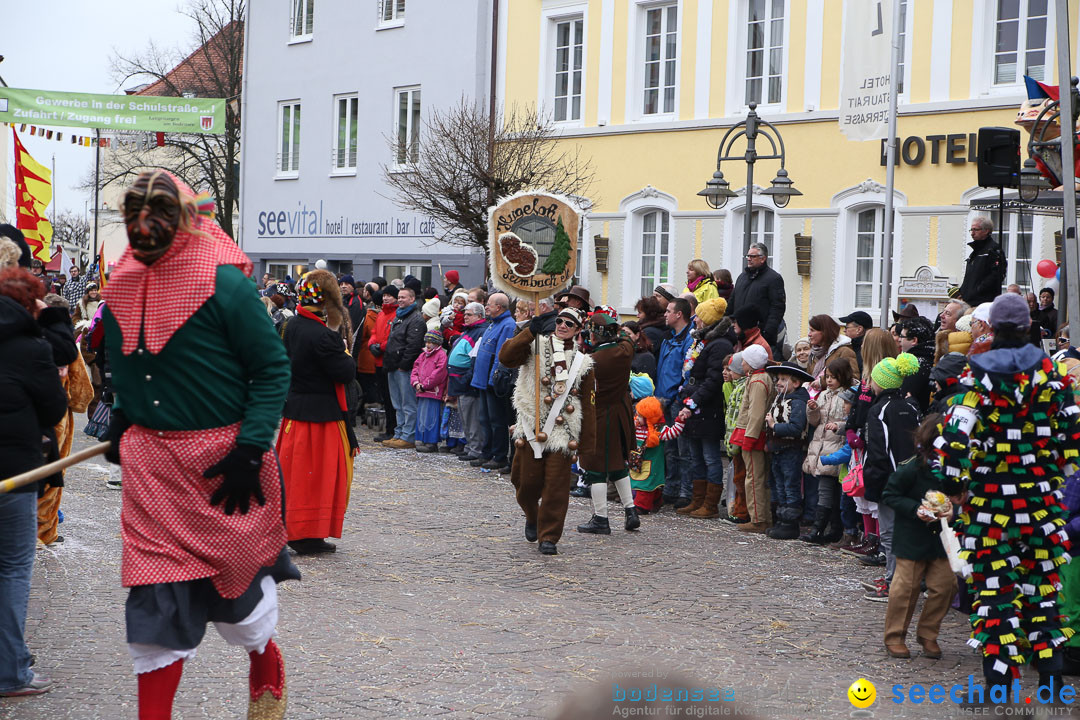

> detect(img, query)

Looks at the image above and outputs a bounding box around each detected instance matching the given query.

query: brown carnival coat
[578,338,634,473]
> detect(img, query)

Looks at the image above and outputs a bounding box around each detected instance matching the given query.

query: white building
[238,0,492,287]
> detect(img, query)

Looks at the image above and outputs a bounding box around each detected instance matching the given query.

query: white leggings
[129,576,278,675]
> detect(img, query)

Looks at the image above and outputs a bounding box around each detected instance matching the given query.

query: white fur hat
[742,344,768,370]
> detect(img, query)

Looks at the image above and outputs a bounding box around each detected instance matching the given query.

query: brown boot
[677,479,707,515]
[689,483,723,518]
[885,643,911,659]
[917,637,942,659]
[736,521,769,534]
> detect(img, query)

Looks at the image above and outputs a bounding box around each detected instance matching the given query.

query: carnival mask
[124,171,183,265]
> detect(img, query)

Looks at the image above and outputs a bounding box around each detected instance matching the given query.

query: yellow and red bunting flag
[12,128,53,262]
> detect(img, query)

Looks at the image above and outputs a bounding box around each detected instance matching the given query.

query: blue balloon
[1058,267,1062,281]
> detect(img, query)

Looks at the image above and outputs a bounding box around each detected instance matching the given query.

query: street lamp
[698,103,800,253]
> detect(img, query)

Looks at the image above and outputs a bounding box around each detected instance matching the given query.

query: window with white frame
[333,94,358,172]
[744,0,785,106]
[379,0,405,26]
[638,210,671,298]
[852,207,890,310]
[896,0,909,95]
[552,16,584,122]
[290,0,314,39]
[739,208,775,257]
[642,4,678,116]
[278,101,301,176]
[395,87,421,166]
[381,262,431,289]
[993,0,1048,86]
[982,212,1034,292]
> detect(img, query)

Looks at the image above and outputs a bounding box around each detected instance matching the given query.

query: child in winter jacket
[763,362,813,539]
[818,387,861,550]
[411,330,449,452]
[722,353,750,523]
[730,345,773,532]
[630,396,685,514]
[800,358,856,544]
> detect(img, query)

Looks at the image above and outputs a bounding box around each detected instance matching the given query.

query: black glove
[204,444,266,515]
[370,342,383,357]
[104,409,132,465]
[529,315,546,337]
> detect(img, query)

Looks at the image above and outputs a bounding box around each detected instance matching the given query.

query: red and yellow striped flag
[12,128,53,261]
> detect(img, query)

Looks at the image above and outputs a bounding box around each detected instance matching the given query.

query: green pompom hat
[871,352,920,389]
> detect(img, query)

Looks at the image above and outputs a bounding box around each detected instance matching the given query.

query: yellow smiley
[848,678,876,708]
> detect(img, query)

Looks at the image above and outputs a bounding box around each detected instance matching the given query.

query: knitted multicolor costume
[933,345,1080,680]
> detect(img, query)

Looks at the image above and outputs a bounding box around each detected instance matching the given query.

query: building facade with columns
[498,0,1079,337]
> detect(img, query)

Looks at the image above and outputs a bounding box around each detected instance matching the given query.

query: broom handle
[0,442,111,494]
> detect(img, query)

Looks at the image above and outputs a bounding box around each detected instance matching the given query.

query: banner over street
[0,87,225,134]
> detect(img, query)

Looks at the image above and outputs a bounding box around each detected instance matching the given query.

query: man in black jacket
[728,242,786,358]
[383,286,427,449]
[957,217,1006,306]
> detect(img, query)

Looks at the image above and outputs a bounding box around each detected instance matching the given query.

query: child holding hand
[630,396,685,514]
[412,330,449,452]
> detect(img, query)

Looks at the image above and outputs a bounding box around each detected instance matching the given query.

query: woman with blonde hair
[683,259,720,305]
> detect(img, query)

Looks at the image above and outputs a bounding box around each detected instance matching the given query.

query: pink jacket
[410,346,448,399]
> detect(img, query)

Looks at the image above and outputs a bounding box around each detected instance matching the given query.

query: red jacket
[356,307,379,374]
[368,304,396,368]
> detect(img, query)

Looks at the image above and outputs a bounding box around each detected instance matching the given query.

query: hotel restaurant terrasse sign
[0,87,225,135]
[487,191,579,298]
[897,266,953,320]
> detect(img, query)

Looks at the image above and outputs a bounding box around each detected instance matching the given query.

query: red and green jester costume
[933,344,1080,687]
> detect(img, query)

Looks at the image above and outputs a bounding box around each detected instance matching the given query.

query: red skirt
[277,418,352,541]
[120,423,286,599]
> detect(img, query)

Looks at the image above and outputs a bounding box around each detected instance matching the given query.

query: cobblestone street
[2,428,1073,720]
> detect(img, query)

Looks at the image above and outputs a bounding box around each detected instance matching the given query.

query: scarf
[396,302,417,319]
[687,275,704,291]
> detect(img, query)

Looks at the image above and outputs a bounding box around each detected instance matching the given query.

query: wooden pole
[0,442,111,494]
[533,291,543,440]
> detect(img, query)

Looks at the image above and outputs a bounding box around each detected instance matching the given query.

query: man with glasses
[470,293,518,471]
[728,242,786,359]
[499,306,597,555]
[449,302,490,463]
[956,217,1005,306]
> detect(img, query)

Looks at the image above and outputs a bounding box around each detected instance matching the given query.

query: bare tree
[96,0,244,237]
[382,101,596,251]
[51,211,92,269]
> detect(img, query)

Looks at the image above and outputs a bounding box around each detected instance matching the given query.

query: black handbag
[490,363,518,398]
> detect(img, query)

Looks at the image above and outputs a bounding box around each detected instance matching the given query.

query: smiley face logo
[848,678,876,708]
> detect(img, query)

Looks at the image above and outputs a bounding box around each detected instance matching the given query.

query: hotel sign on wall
[879,134,981,166]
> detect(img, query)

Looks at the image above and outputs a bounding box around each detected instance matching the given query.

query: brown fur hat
[297,269,347,333]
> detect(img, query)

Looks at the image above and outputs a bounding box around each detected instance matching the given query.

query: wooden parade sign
[487,191,579,298]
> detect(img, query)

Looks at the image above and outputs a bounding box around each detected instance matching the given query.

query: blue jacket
[448,320,488,397]
[820,442,852,467]
[471,311,517,391]
[656,323,693,401]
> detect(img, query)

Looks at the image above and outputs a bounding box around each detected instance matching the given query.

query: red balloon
[1037,259,1058,279]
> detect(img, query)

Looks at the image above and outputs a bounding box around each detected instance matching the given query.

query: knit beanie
[989,293,1031,329]
[741,344,768,370]
[697,297,728,326]
[424,330,443,345]
[422,297,441,318]
[729,352,745,376]
[451,289,469,305]
[445,269,460,285]
[629,373,655,400]
[955,314,973,334]
[871,352,920,390]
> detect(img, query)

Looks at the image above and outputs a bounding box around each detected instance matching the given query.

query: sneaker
[499,465,511,475]
[864,584,890,603]
[416,443,438,453]
[458,453,479,462]
[438,445,454,453]
[47,535,64,546]
[860,552,887,567]
[481,459,504,470]
[861,577,887,592]
[373,433,393,443]
[105,478,122,490]
[470,457,491,467]
[0,671,54,697]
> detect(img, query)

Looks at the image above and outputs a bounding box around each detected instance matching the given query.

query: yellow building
[499,0,1078,337]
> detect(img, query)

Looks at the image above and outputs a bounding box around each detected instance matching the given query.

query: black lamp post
[698,103,801,255]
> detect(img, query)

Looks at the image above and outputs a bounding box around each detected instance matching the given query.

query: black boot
[624,505,640,531]
[524,521,537,543]
[577,515,611,534]
[799,506,830,544]
[538,540,558,555]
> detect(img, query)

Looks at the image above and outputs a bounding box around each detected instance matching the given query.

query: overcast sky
[4,1,193,219]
